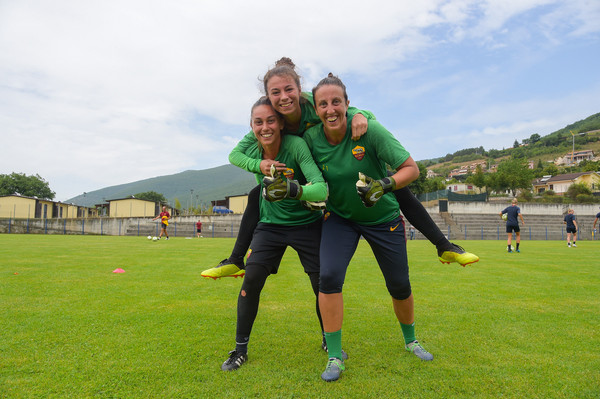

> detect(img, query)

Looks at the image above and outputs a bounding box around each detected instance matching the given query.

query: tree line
[0,173,55,199]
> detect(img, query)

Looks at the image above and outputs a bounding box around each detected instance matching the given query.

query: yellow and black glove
[355,172,395,207]
[262,165,302,202]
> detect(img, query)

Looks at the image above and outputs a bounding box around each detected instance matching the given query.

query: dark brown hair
[262,57,302,94]
[249,96,283,125]
[311,72,348,102]
[250,96,272,117]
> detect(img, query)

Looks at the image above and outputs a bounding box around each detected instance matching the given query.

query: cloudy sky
[1,0,599,201]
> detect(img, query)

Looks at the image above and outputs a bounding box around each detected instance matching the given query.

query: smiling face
[313,84,349,134]
[266,75,302,120]
[251,104,283,149]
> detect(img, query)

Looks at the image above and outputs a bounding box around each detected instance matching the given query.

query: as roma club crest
[283,168,295,179]
[352,145,365,161]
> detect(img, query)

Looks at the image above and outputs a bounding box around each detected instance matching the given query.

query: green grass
[1,236,599,398]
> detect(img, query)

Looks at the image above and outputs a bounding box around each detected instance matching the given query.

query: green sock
[324,330,343,360]
[400,322,416,345]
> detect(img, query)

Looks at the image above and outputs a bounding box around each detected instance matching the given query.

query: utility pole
[569,130,586,167]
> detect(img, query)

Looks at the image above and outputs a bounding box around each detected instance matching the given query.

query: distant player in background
[564,209,578,247]
[500,198,524,253]
[196,220,203,238]
[593,207,600,239]
[152,205,170,240]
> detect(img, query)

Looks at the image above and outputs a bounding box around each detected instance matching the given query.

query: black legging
[229,184,451,264]
[393,186,449,248]
[230,185,260,264]
[235,265,322,347]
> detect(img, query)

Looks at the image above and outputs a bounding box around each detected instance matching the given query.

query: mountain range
[67,164,257,208]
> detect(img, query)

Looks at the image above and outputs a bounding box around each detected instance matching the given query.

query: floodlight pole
[190,189,194,214]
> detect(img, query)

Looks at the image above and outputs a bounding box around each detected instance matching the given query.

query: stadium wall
[444,202,599,216]
[0,215,243,238]
[1,203,599,239]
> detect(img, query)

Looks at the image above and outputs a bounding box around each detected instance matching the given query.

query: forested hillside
[422,112,600,174]
[67,164,256,208]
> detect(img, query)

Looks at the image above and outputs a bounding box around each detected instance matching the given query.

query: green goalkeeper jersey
[229,92,375,174]
[244,134,327,226]
[303,119,410,226]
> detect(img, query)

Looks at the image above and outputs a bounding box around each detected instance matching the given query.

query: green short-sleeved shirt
[303,120,410,225]
[229,92,376,174]
[244,135,326,226]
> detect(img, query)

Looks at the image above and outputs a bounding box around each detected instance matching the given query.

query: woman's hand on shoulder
[351,113,368,141]
[260,160,287,176]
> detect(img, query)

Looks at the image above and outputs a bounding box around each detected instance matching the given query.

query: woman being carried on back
[201,57,478,280]
[220,96,339,371]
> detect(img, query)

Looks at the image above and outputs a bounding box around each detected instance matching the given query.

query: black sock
[235,339,249,354]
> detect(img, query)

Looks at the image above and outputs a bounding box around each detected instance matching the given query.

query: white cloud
[0,0,598,200]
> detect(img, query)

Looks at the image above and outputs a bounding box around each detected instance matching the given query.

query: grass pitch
[1,235,598,398]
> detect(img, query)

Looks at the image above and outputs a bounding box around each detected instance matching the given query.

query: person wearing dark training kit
[201,57,478,279]
[500,198,525,253]
[563,209,578,247]
[592,206,600,238]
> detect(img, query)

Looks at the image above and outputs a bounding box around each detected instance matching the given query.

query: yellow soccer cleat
[201,258,245,279]
[438,244,479,266]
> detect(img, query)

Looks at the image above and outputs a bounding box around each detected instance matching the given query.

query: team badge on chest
[352,145,365,161]
[283,168,295,179]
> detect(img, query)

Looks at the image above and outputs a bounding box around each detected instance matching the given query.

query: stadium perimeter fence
[406,223,598,242]
[1,214,598,241]
[0,216,242,238]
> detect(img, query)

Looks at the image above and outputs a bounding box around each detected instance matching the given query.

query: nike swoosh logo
[390,223,400,231]
[369,193,380,202]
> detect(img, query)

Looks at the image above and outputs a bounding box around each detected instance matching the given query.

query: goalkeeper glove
[262,175,302,201]
[301,200,327,211]
[355,172,395,207]
[300,182,327,210]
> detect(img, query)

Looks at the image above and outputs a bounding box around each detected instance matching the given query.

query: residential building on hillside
[447,161,488,179]
[446,159,536,180]
[556,150,595,166]
[448,167,469,179]
[531,172,600,195]
[426,169,438,178]
[446,183,479,193]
